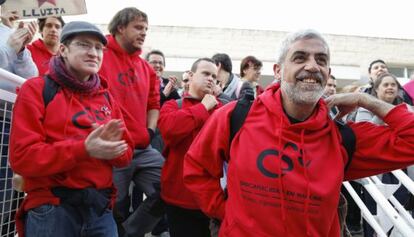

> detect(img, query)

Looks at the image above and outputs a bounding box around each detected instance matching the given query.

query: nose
[304,58,320,73]
[87,47,100,57]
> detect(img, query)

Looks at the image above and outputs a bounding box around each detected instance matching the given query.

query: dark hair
[108,7,148,35]
[38,16,65,33]
[191,58,215,73]
[240,56,262,77]
[61,37,74,46]
[212,53,232,73]
[329,75,336,80]
[368,59,386,73]
[145,49,165,66]
[371,72,403,105]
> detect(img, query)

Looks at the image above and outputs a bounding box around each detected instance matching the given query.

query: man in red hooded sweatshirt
[158,58,222,237]
[27,16,64,75]
[99,7,164,237]
[183,29,414,237]
[10,21,134,237]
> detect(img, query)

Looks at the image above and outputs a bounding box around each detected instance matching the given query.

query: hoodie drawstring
[277,116,288,234]
[300,129,312,236]
[63,91,74,137]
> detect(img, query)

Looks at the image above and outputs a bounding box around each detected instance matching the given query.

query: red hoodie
[27,39,55,76]
[184,83,414,237]
[158,97,221,209]
[99,35,160,148]
[10,75,134,237]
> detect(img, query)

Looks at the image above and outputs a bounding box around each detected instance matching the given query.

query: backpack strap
[42,75,60,107]
[229,88,255,147]
[176,98,183,109]
[335,120,356,172]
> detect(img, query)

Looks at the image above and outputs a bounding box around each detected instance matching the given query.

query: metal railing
[0,68,23,237]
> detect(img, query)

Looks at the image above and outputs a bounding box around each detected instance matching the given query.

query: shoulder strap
[176,98,183,109]
[42,75,60,107]
[229,89,255,146]
[335,120,356,172]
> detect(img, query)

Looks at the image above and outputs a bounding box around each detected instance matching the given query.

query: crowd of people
[2,4,414,237]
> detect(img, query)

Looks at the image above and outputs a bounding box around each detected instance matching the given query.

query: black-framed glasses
[70,41,105,53]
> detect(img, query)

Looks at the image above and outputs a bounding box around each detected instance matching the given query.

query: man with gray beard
[183,29,414,237]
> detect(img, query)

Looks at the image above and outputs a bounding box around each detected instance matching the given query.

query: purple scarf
[48,56,100,93]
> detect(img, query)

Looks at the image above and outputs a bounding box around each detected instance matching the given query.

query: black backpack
[229,89,356,171]
[42,75,110,107]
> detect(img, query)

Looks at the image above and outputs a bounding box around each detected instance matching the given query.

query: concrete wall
[97,24,414,87]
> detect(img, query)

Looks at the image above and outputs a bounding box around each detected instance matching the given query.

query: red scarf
[48,56,100,93]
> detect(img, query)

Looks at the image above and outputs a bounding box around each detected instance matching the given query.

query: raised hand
[163,75,178,97]
[7,21,37,54]
[325,92,393,120]
[201,94,218,111]
[85,120,128,160]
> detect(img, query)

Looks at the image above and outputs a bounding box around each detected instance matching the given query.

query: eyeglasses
[149,60,164,66]
[70,41,105,53]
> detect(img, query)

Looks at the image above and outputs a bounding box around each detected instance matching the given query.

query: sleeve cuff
[72,140,89,161]
[383,104,411,128]
[16,49,28,61]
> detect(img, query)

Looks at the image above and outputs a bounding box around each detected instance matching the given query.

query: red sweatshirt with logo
[158,97,221,209]
[184,83,414,237]
[10,75,134,237]
[27,39,54,76]
[99,35,160,148]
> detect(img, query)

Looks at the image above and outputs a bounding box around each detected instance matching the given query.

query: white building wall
[97,24,414,87]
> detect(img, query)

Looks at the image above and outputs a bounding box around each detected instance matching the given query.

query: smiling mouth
[85,61,98,65]
[298,78,320,84]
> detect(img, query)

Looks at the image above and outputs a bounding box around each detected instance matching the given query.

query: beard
[281,81,323,105]
[280,68,324,105]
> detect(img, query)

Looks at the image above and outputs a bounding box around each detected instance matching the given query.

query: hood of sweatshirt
[105,35,142,61]
[31,39,52,54]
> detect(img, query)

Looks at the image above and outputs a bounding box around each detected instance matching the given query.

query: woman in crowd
[356,72,413,237]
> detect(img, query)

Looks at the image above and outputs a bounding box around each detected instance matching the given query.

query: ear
[273,64,282,80]
[117,25,125,35]
[59,44,67,58]
[216,62,222,71]
[188,71,194,82]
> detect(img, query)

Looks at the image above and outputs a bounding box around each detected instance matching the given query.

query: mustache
[296,71,324,82]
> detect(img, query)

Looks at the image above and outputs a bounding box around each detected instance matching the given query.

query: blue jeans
[25,204,118,237]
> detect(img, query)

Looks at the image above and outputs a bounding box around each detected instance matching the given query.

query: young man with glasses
[10,21,134,237]
[146,49,181,106]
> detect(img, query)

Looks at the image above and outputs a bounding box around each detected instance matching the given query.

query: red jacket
[184,83,414,237]
[99,35,160,148]
[27,39,54,76]
[158,97,221,209]
[10,75,134,236]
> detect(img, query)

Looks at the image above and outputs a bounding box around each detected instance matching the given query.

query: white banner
[1,0,87,19]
